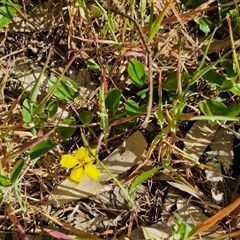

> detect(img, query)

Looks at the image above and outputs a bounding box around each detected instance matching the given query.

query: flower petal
[75,147,87,161]
[69,166,85,183]
[84,148,97,163]
[84,163,101,180]
[60,155,79,168]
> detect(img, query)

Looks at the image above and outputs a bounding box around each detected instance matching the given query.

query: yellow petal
[75,147,87,160]
[69,166,85,183]
[84,148,97,163]
[84,163,101,180]
[60,155,79,168]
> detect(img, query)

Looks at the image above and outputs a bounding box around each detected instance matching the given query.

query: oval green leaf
[222,104,240,118]
[57,117,76,139]
[0,175,11,187]
[194,16,212,34]
[48,101,58,118]
[199,100,226,116]
[22,99,34,123]
[48,77,79,102]
[163,71,189,91]
[30,140,57,160]
[79,111,94,125]
[10,159,24,183]
[128,59,147,86]
[125,99,147,116]
[231,83,240,95]
[221,80,233,90]
[105,89,122,115]
[0,2,17,28]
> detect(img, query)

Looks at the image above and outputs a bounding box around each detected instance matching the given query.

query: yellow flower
[60,147,101,184]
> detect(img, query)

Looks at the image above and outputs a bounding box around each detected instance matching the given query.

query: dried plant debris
[205,126,234,206]
[184,121,235,206]
[209,126,234,173]
[184,120,219,161]
[1,0,240,239]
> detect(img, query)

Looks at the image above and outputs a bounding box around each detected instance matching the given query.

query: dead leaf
[210,127,234,172]
[204,126,234,206]
[184,120,219,160]
[167,181,202,199]
[142,222,171,240]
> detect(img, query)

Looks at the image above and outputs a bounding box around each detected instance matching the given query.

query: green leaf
[30,140,56,160]
[0,1,17,28]
[137,87,149,99]
[230,9,240,34]
[105,89,122,115]
[129,167,161,198]
[180,0,206,10]
[199,100,226,116]
[172,213,193,240]
[48,77,79,102]
[154,111,165,127]
[172,101,187,118]
[128,59,147,86]
[221,59,237,78]
[190,49,233,85]
[203,69,226,86]
[163,71,189,91]
[10,159,24,183]
[98,88,109,132]
[48,101,58,118]
[148,0,172,40]
[198,101,212,116]
[114,122,128,130]
[125,99,147,116]
[222,104,240,118]
[148,2,162,40]
[205,99,226,114]
[22,99,35,123]
[221,80,233,90]
[0,191,3,205]
[79,111,94,124]
[231,83,240,95]
[190,115,239,121]
[148,1,154,40]
[89,5,102,18]
[194,17,212,34]
[57,117,76,139]
[0,175,11,187]
[86,58,101,72]
[137,87,160,103]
